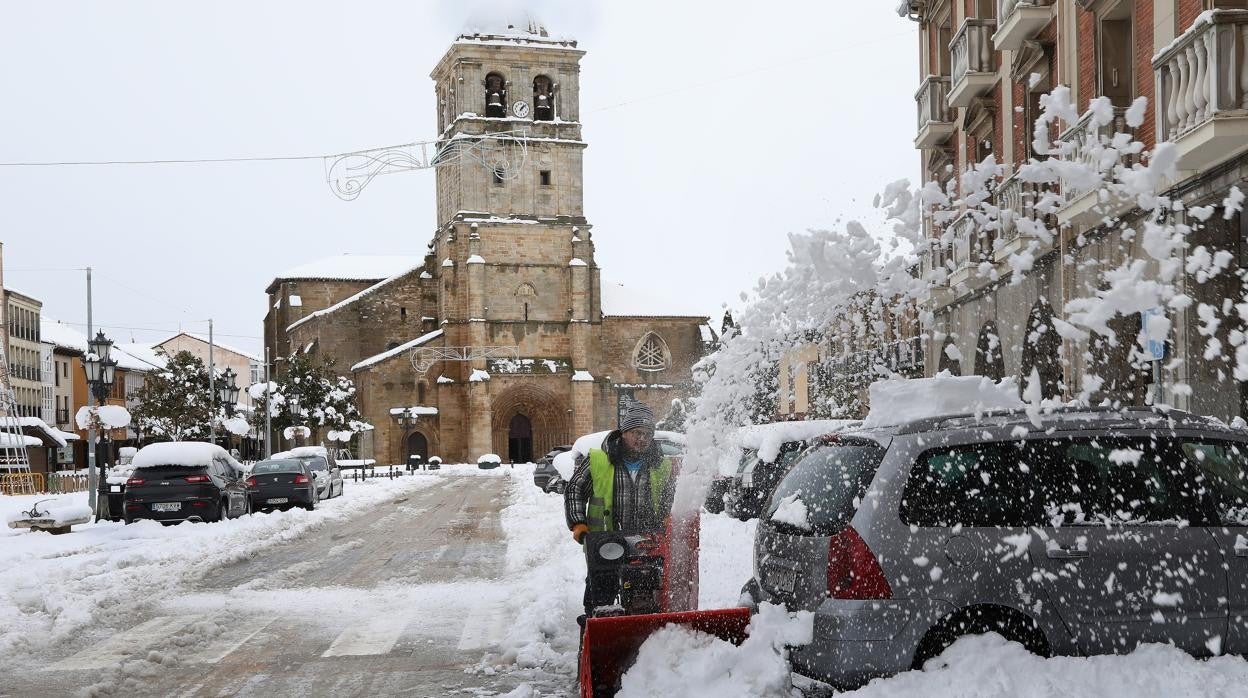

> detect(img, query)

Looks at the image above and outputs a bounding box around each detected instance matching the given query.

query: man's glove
[571,523,589,544]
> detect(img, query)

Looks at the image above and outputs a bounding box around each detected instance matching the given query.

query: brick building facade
[264,23,712,464]
[903,0,1248,420]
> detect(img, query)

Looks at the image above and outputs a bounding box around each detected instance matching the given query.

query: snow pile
[478,453,502,466]
[617,602,813,698]
[841,632,1248,697]
[769,493,810,530]
[5,497,92,528]
[75,405,132,430]
[222,416,250,436]
[863,372,1024,428]
[131,442,234,469]
[739,419,859,462]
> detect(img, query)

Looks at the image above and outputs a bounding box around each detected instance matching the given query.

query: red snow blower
[577,514,752,697]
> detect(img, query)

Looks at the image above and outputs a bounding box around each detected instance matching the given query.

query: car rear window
[253,459,304,474]
[134,465,209,479]
[303,457,329,471]
[765,440,884,534]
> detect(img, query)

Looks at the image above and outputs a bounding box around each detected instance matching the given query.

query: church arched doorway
[491,384,572,460]
[508,414,534,463]
[406,432,428,462]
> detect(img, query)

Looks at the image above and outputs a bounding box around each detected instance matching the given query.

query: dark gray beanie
[619,401,656,433]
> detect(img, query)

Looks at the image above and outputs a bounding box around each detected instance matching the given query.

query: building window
[400,307,408,321]
[533,75,555,121]
[539,170,552,186]
[492,166,505,185]
[1098,4,1134,107]
[418,382,426,403]
[633,332,671,372]
[485,72,507,118]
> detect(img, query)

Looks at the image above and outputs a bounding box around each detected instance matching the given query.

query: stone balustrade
[1153,10,1248,142]
[916,76,952,132]
[950,18,997,106]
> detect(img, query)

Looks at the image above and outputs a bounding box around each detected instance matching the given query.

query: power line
[51,319,261,341]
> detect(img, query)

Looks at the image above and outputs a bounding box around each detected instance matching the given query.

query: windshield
[766,440,885,534]
[253,459,304,474]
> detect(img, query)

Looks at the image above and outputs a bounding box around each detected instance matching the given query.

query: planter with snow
[427,456,442,470]
[476,453,501,470]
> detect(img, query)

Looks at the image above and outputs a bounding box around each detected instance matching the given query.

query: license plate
[152,502,181,512]
[768,566,797,593]
[267,498,288,504]
[109,486,121,493]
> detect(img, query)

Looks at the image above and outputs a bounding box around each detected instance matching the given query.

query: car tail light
[826,526,892,600]
[126,503,143,511]
[246,477,257,487]
[191,500,209,508]
[184,474,211,484]
[126,477,145,487]
[293,474,309,484]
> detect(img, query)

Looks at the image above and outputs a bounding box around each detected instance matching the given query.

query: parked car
[272,446,343,499]
[742,406,1248,689]
[721,420,859,520]
[124,442,250,524]
[534,445,573,491]
[247,458,319,512]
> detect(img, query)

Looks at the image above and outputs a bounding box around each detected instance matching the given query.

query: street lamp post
[83,331,118,519]
[217,367,240,454]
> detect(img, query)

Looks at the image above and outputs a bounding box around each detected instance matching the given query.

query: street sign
[1142,307,1166,361]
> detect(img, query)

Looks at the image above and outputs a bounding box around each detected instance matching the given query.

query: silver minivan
[742,407,1248,688]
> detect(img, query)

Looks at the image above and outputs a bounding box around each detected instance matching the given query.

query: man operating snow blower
[564,401,675,618]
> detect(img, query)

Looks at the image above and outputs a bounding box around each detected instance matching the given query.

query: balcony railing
[918,237,954,285]
[949,212,995,272]
[994,172,1055,245]
[55,407,70,426]
[994,0,1055,50]
[1153,11,1248,147]
[950,19,997,107]
[916,76,955,148]
[1056,106,1132,202]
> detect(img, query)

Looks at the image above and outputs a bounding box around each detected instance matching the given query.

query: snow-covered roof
[600,279,707,318]
[39,320,164,371]
[113,343,168,371]
[273,254,424,283]
[1,432,43,448]
[154,332,262,363]
[132,442,237,469]
[17,417,78,448]
[286,262,426,333]
[457,13,577,46]
[351,329,444,371]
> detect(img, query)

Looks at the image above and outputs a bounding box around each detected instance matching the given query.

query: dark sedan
[533,445,572,491]
[247,458,319,512]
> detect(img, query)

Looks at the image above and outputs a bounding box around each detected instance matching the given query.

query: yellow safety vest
[585,447,672,532]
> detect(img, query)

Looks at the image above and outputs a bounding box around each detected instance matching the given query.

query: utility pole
[85,267,97,514]
[264,346,272,459]
[207,319,216,444]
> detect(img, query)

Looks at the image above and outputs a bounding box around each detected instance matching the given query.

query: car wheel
[912,608,1049,670]
[213,500,227,523]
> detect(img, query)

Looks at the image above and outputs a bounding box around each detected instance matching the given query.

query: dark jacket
[564,430,675,532]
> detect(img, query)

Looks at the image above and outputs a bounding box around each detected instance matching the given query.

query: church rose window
[634,333,670,372]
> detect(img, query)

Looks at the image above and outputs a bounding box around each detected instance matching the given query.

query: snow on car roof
[132,442,237,469]
[862,372,1025,429]
[289,446,328,458]
[738,419,861,462]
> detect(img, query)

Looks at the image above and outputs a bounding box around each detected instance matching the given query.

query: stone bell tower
[427,20,601,459]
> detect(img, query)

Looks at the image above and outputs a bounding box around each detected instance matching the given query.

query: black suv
[124,444,250,524]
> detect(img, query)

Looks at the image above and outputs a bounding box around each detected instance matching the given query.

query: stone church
[264,21,713,465]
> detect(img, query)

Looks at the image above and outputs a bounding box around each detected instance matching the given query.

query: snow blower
[578,513,752,698]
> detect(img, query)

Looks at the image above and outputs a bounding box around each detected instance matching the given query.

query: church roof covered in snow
[600,280,708,319]
[269,254,424,287]
[457,12,577,47]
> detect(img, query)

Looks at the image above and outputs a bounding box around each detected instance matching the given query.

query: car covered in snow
[247,457,319,512]
[722,419,859,520]
[742,398,1248,689]
[123,442,251,524]
[271,446,343,500]
[533,445,572,491]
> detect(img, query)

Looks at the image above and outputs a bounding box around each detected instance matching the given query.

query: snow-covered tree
[129,350,216,441]
[258,354,371,445]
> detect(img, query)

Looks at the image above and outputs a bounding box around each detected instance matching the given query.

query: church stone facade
[264,24,712,465]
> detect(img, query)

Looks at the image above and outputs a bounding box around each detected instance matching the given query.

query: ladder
[0,341,35,495]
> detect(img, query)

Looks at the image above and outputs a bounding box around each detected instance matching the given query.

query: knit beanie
[618,401,656,433]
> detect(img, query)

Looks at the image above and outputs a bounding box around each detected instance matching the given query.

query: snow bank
[617,603,813,698]
[863,372,1024,428]
[841,632,1248,698]
[4,497,92,528]
[131,442,232,469]
[0,476,436,657]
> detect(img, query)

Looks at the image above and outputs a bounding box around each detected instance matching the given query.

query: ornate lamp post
[83,330,118,517]
[217,367,240,417]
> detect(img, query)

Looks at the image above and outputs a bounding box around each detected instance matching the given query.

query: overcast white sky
[0,1,917,356]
